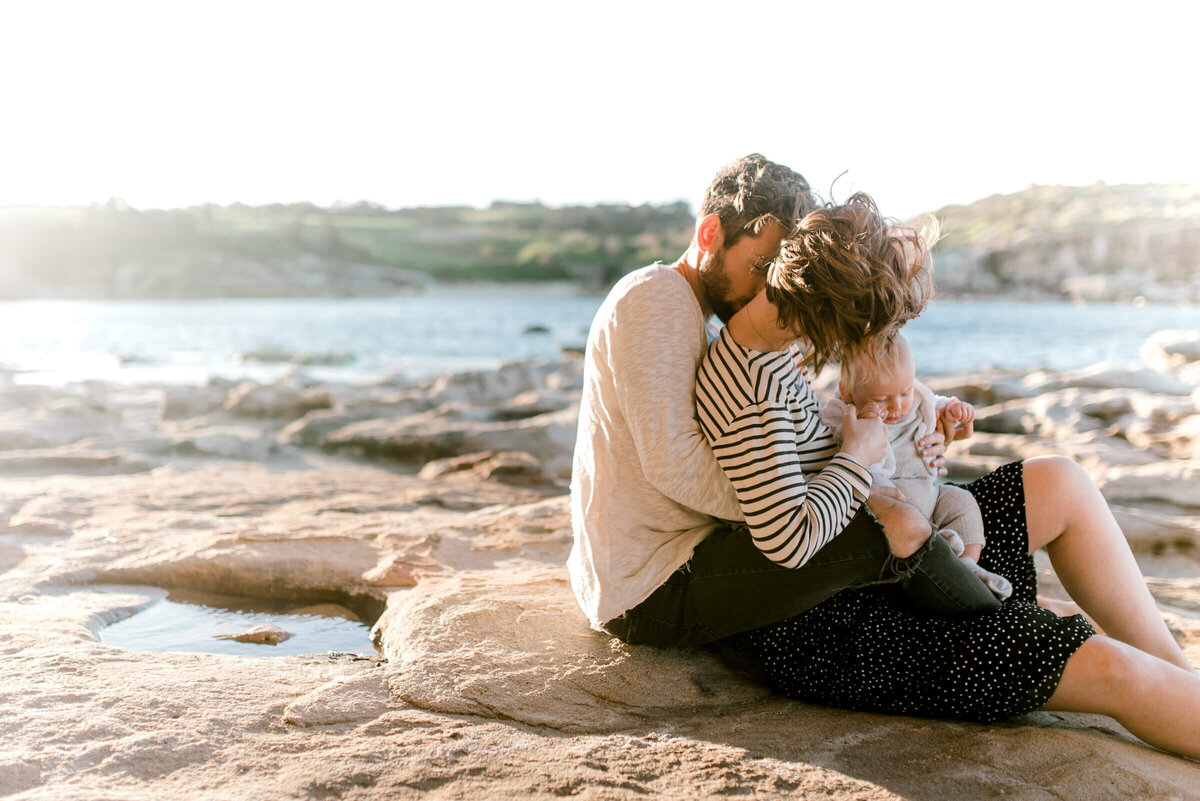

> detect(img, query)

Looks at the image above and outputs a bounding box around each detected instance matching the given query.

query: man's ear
[696,214,724,255]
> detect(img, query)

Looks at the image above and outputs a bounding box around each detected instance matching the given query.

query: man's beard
[698,248,749,324]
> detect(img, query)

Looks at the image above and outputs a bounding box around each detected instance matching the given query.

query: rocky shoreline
[2,331,1200,799]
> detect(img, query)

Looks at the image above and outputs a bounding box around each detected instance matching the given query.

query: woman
[704,194,1200,760]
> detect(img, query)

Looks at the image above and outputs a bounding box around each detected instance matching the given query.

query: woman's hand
[842,403,887,466]
[917,429,948,476]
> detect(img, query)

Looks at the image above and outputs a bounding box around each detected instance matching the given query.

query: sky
[1,0,1197,219]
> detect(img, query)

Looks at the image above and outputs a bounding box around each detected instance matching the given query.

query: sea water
[1,292,1197,386]
[98,588,380,657]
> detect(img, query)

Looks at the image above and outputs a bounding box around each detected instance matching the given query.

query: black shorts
[603,496,1000,647]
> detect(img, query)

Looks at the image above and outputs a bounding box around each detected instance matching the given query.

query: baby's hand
[938,398,975,443]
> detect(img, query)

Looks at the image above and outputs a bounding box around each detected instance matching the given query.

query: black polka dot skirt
[728,461,1097,723]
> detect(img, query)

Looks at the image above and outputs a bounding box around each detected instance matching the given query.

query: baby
[820,332,1011,600]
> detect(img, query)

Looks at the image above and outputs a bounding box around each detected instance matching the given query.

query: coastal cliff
[932,183,1200,302]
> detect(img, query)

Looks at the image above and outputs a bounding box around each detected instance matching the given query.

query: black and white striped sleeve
[708,400,873,569]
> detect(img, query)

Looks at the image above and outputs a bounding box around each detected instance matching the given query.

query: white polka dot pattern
[727,461,1096,723]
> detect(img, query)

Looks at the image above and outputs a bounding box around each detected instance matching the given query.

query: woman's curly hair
[765,192,937,373]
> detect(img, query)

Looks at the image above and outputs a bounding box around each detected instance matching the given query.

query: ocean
[1,291,1197,386]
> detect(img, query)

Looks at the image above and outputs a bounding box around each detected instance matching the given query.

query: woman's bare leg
[1044,636,1200,759]
[1023,455,1191,670]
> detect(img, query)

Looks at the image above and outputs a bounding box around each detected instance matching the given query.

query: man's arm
[607,282,743,521]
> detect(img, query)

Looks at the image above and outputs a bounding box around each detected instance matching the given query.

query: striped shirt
[696,326,873,569]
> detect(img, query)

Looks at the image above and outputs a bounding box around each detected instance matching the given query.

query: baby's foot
[938,527,965,557]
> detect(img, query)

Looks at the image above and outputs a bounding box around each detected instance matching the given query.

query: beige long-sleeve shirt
[568,264,743,628]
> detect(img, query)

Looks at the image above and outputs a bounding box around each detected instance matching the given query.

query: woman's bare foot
[1039,595,1105,635]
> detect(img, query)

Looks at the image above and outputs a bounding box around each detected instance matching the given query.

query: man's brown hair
[766,192,936,372]
[699,154,817,247]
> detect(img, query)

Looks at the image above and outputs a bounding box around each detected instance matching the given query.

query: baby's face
[842,357,916,425]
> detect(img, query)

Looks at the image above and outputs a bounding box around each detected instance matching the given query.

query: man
[568,155,987,647]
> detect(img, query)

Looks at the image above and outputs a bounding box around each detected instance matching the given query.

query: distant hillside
[1,184,1197,301]
[927,183,1200,302]
[0,200,693,299]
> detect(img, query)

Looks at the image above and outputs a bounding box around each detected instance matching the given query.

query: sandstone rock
[0,383,67,413]
[472,451,545,485]
[0,543,25,575]
[493,390,575,421]
[1098,461,1200,510]
[222,381,334,419]
[921,373,1032,406]
[241,349,355,366]
[4,355,1200,799]
[409,401,495,424]
[422,361,552,406]
[1109,505,1200,551]
[976,389,1108,438]
[322,406,578,479]
[97,532,380,600]
[1142,330,1200,371]
[377,566,771,733]
[1129,414,1200,461]
[1021,363,1193,396]
[2,518,74,538]
[362,552,436,587]
[158,386,225,421]
[417,451,495,479]
[1108,394,1200,460]
[0,395,121,451]
[453,496,573,565]
[543,362,584,392]
[279,408,378,447]
[0,448,156,476]
[418,450,546,486]
[282,673,393,727]
[170,427,277,461]
[214,624,293,644]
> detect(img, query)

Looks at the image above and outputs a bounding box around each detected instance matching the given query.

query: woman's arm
[708,400,874,568]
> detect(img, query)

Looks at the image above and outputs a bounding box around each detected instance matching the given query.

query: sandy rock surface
[3,347,1200,799]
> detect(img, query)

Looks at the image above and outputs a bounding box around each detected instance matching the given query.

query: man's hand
[937,397,976,445]
[865,493,932,558]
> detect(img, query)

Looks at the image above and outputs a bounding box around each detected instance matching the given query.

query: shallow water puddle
[99,587,380,657]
